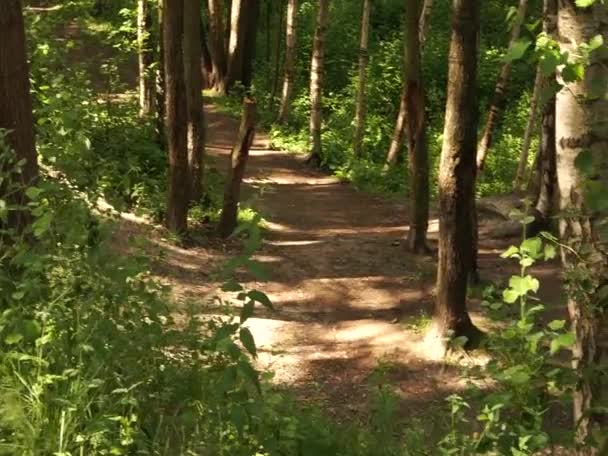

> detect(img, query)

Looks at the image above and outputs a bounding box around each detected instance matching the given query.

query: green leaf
[237,360,261,393]
[544,243,557,260]
[501,245,520,258]
[240,301,254,323]
[562,62,585,83]
[503,39,532,62]
[588,34,604,51]
[575,0,596,7]
[25,186,44,200]
[217,366,237,393]
[550,332,575,354]
[247,290,273,309]
[509,275,540,296]
[239,328,257,358]
[575,149,594,174]
[548,320,566,331]
[4,332,23,345]
[503,288,519,304]
[521,238,542,258]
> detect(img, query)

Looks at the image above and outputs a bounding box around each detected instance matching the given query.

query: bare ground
[115,104,565,420]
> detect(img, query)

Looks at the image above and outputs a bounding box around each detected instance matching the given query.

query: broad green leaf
[562,62,585,83]
[575,149,594,174]
[503,39,532,62]
[548,320,566,331]
[248,290,273,309]
[575,0,596,7]
[239,328,257,358]
[503,288,519,304]
[5,332,23,345]
[544,243,557,260]
[588,34,604,51]
[501,245,520,258]
[237,360,261,393]
[521,238,542,258]
[550,332,575,354]
[240,301,254,323]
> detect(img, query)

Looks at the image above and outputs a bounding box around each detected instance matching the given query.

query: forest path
[143,104,562,416]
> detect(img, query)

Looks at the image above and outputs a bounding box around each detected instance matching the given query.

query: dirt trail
[139,105,563,415]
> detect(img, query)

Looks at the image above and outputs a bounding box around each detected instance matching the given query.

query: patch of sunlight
[266,240,324,247]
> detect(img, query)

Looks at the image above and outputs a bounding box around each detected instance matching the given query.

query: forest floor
[115,104,566,420]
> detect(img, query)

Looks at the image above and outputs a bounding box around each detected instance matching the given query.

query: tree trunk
[226,0,245,91]
[530,0,557,236]
[405,0,429,253]
[241,0,260,90]
[164,0,189,234]
[0,0,39,234]
[418,0,433,47]
[271,0,286,100]
[138,0,154,116]
[218,100,256,238]
[183,0,205,203]
[200,17,215,89]
[432,0,482,343]
[156,0,167,149]
[385,0,434,167]
[277,0,298,124]
[353,0,372,159]
[476,0,529,171]
[555,1,608,450]
[385,85,408,167]
[514,67,542,189]
[307,0,330,166]
[207,0,227,93]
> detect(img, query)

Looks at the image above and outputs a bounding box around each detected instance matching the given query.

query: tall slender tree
[226,0,245,90]
[183,0,205,203]
[0,0,39,233]
[385,0,434,167]
[555,0,607,448]
[277,0,298,123]
[155,0,167,148]
[476,0,529,171]
[307,0,330,166]
[137,0,154,116]
[164,0,189,233]
[353,0,372,158]
[432,0,481,341]
[207,0,228,93]
[405,0,429,253]
[241,0,260,90]
[514,68,542,189]
[530,0,557,233]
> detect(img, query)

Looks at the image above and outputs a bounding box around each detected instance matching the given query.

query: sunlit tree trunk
[514,68,542,189]
[226,0,244,91]
[405,0,429,253]
[555,1,608,450]
[183,0,205,203]
[138,0,154,116]
[476,0,529,171]
[277,0,298,123]
[307,0,330,166]
[353,0,371,158]
[164,0,189,233]
[385,0,433,167]
[431,0,481,342]
[207,0,227,93]
[0,0,39,233]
